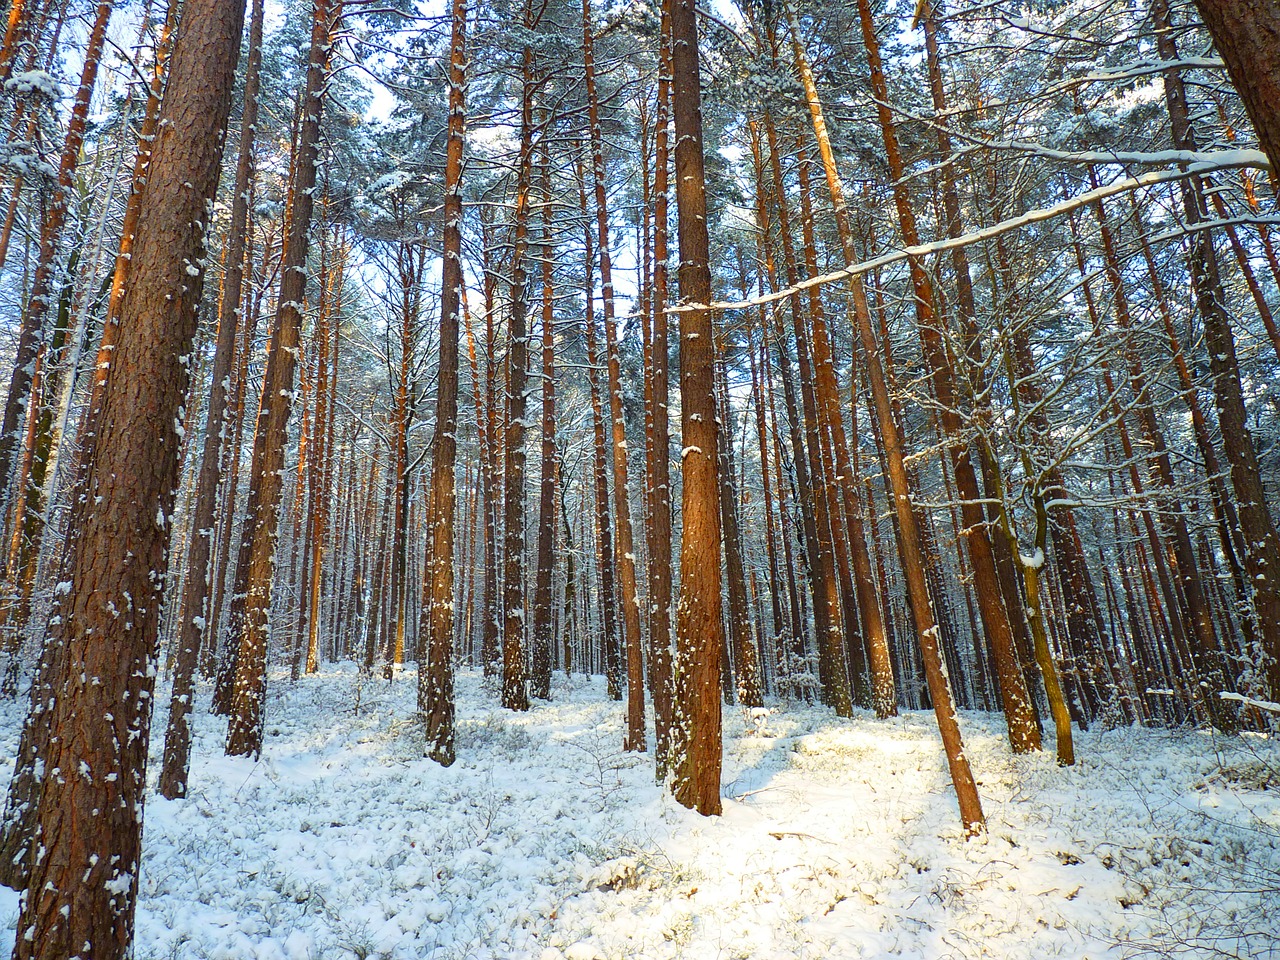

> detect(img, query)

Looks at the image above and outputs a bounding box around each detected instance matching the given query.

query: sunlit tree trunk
[6,0,245,949]
[782,1,985,832]
[226,0,340,757]
[584,0,645,747]
[667,0,723,816]
[418,0,467,763]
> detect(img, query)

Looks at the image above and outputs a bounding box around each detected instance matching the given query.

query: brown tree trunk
[7,0,244,950]
[793,143,895,716]
[531,123,556,703]
[418,0,467,764]
[583,0,646,747]
[501,16,537,713]
[754,113,838,702]
[644,9,675,773]
[667,0,723,816]
[225,0,340,757]
[476,220,504,677]
[384,241,424,679]
[157,0,265,799]
[578,165,623,702]
[715,347,762,707]
[306,231,343,673]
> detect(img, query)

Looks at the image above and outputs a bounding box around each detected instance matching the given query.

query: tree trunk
[158,0,265,799]
[531,123,556,703]
[719,365,764,709]
[782,1,985,833]
[7,0,244,951]
[668,0,723,817]
[644,8,675,773]
[418,0,467,764]
[501,16,537,713]
[225,0,339,757]
[583,0,646,747]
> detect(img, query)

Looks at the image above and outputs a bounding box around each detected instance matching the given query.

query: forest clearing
[5,665,1280,959]
[0,0,1278,955]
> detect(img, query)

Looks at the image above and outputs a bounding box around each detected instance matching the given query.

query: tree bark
[7,0,244,951]
[418,0,467,764]
[226,0,340,757]
[531,120,556,703]
[501,15,537,713]
[584,0,646,748]
[158,0,265,799]
[668,0,723,817]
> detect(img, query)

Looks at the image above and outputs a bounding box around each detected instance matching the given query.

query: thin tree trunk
[583,0,646,747]
[578,162,622,702]
[418,0,467,763]
[783,0,985,832]
[807,0,1039,752]
[501,14,537,713]
[531,123,556,702]
[644,10,674,773]
[226,0,340,757]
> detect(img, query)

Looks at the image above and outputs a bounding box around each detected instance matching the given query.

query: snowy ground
[1,664,1278,959]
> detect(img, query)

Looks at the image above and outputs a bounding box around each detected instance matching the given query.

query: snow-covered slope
[1,664,1276,958]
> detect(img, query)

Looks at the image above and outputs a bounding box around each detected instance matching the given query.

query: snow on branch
[672,150,1270,315]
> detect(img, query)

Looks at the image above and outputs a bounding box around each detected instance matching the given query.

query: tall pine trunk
[226,0,340,757]
[418,0,467,763]
[7,0,244,951]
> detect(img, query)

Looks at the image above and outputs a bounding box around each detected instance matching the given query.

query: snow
[1019,548,1046,570]
[1,666,1278,958]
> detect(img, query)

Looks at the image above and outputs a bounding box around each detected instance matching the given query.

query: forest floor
[2,664,1279,959]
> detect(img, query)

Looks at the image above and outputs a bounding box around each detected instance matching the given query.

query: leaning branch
[672,150,1270,314]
